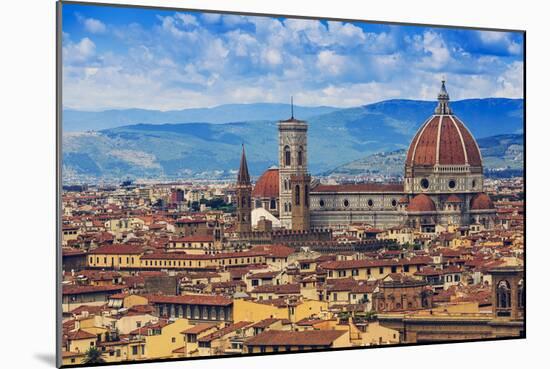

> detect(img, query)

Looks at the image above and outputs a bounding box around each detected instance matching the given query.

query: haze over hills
[62,98,524,182]
[63,104,340,132]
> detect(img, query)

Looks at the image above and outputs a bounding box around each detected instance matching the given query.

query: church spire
[237,144,250,185]
[435,79,452,115]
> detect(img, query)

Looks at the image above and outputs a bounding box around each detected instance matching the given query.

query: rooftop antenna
[291,96,294,119]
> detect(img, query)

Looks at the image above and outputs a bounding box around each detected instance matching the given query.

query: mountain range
[62,98,524,181]
[63,104,340,132]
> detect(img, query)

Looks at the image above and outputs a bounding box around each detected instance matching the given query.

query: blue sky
[62,3,524,111]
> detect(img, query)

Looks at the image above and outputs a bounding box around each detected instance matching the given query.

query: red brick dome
[407,194,436,212]
[405,115,482,167]
[445,194,462,203]
[252,168,279,198]
[470,193,494,210]
[398,196,409,204]
[405,81,482,168]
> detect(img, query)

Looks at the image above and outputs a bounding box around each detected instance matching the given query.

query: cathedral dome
[445,194,462,203]
[405,81,482,168]
[407,194,436,212]
[470,193,494,210]
[252,167,279,198]
[405,115,482,167]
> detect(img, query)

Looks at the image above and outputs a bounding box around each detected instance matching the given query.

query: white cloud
[175,13,199,27]
[316,50,346,76]
[419,31,450,69]
[478,31,522,55]
[327,21,366,47]
[262,48,283,66]
[63,37,96,64]
[496,61,524,97]
[76,13,106,34]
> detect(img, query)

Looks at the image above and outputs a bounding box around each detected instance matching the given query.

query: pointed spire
[435,78,452,115]
[237,144,250,185]
[291,96,294,119]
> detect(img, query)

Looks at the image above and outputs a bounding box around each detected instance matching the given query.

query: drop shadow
[34,352,56,366]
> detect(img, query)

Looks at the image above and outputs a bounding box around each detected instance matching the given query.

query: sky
[62,3,524,111]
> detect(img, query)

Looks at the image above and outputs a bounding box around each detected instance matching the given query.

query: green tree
[83,347,105,365]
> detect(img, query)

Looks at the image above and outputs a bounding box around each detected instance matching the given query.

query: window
[132,346,138,355]
[352,269,359,276]
[367,199,374,207]
[319,199,325,207]
[497,280,511,308]
[471,179,477,189]
[284,146,291,166]
[270,199,276,209]
[391,199,397,207]
[295,185,300,205]
[298,147,303,166]
[404,265,410,272]
[343,199,349,208]
[391,266,397,273]
[379,267,384,274]
[518,279,525,309]
[420,178,430,189]
[448,179,456,189]
[367,268,371,276]
[172,337,176,343]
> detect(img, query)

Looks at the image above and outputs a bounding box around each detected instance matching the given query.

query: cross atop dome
[435,79,452,115]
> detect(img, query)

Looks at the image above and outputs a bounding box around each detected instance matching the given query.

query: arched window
[241,196,246,207]
[305,185,309,207]
[284,203,288,212]
[518,279,525,309]
[284,146,291,166]
[295,185,300,206]
[298,147,303,166]
[497,280,511,308]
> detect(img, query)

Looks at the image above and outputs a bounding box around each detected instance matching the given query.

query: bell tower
[236,145,252,234]
[278,97,310,230]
